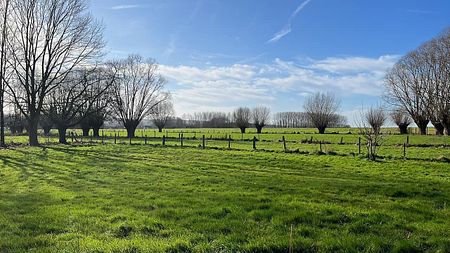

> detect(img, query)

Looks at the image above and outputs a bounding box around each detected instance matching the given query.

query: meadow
[0,128,449,252]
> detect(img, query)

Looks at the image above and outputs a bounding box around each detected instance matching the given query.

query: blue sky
[90,0,450,122]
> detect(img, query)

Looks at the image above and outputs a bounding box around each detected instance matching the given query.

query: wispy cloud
[110,4,141,10]
[267,0,312,43]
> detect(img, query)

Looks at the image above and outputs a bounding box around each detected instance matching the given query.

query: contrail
[267,0,312,43]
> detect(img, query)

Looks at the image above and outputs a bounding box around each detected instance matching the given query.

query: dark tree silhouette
[233,107,251,134]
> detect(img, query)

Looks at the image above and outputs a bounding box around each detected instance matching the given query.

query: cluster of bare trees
[183,112,233,128]
[232,106,270,134]
[0,0,169,146]
[385,28,450,135]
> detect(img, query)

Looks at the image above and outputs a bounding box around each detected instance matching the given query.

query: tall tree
[252,106,270,134]
[384,51,430,135]
[110,54,167,138]
[304,92,341,134]
[0,0,10,147]
[5,0,104,146]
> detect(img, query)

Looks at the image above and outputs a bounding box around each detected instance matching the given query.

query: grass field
[0,136,449,252]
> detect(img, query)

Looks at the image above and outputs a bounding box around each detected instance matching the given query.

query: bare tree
[233,107,251,134]
[4,0,104,146]
[391,109,411,135]
[357,106,386,161]
[365,106,387,134]
[43,67,114,144]
[0,0,10,147]
[304,92,341,134]
[252,106,270,134]
[151,95,174,132]
[110,54,167,138]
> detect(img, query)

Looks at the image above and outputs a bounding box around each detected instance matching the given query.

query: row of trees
[384,28,450,135]
[0,0,170,146]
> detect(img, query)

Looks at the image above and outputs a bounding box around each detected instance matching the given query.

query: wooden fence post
[228,135,231,149]
[144,135,147,145]
[282,136,287,151]
[403,143,406,158]
[406,136,409,145]
[319,141,322,152]
[358,137,361,155]
[181,133,184,147]
[114,133,117,144]
[162,135,166,146]
[253,136,257,150]
[202,135,205,149]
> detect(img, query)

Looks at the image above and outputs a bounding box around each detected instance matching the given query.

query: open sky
[90,0,450,122]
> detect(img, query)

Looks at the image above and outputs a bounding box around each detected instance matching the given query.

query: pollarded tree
[5,0,104,146]
[384,52,430,135]
[304,92,341,134]
[365,106,387,134]
[233,107,251,134]
[43,67,115,144]
[252,106,270,134]
[110,54,168,138]
[391,109,411,135]
[151,96,174,133]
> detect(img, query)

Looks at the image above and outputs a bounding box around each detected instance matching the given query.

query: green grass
[0,143,449,252]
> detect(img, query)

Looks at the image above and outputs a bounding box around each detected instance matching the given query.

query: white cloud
[160,55,399,116]
[110,5,141,10]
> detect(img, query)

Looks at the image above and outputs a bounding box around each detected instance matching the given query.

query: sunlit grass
[0,143,449,252]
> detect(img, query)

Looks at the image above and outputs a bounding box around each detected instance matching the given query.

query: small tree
[233,107,251,134]
[391,109,411,135]
[151,96,174,132]
[357,106,387,161]
[304,92,341,134]
[252,106,270,134]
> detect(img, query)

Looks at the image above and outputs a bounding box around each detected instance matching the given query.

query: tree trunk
[256,126,263,134]
[158,127,163,133]
[92,127,100,137]
[82,127,90,137]
[416,120,429,135]
[43,127,51,136]
[318,127,326,134]
[240,127,246,134]
[58,127,68,144]
[398,124,409,135]
[28,117,40,146]
[0,95,4,147]
[432,122,444,136]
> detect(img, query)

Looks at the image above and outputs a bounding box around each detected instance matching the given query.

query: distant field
[9,127,450,161]
[0,142,449,252]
